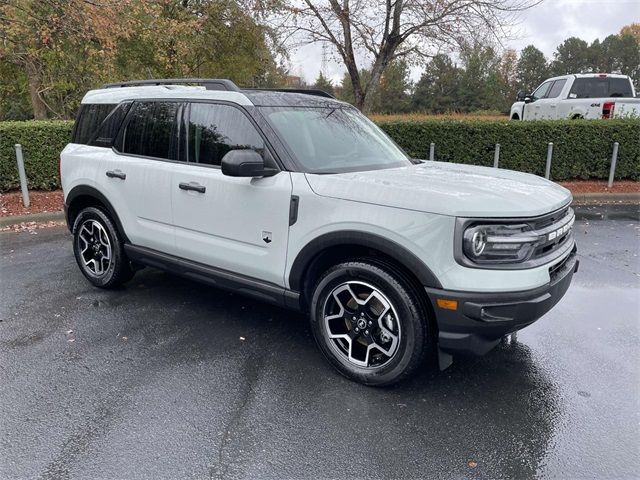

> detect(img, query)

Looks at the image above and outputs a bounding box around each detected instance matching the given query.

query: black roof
[240,89,345,107]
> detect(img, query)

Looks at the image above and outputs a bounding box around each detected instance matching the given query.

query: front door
[171,102,292,286]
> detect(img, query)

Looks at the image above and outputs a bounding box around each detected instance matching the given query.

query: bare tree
[267,0,538,112]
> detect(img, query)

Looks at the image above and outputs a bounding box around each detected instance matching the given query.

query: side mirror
[524,96,533,104]
[221,150,277,178]
[516,90,529,102]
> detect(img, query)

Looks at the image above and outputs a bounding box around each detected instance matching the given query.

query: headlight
[463,224,541,264]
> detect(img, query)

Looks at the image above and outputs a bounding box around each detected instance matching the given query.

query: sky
[286,0,639,84]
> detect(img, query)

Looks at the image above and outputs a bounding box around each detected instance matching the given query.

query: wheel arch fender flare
[288,230,443,292]
[65,185,129,242]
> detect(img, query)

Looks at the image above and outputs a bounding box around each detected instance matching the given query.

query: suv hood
[305,161,572,218]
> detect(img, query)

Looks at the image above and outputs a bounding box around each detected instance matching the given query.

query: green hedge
[0,120,73,191]
[378,119,640,181]
[0,118,638,192]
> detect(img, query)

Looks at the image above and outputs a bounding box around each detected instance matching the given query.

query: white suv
[61,78,578,386]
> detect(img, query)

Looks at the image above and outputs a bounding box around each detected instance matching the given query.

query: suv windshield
[260,106,413,173]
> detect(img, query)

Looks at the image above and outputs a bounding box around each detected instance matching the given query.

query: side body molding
[288,230,443,291]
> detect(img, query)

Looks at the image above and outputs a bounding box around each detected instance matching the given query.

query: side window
[121,101,180,160]
[546,79,566,99]
[532,81,552,100]
[89,102,132,148]
[72,104,117,144]
[187,103,264,166]
[609,78,633,98]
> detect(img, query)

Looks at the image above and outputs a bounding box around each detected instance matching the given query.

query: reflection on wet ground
[1,205,638,479]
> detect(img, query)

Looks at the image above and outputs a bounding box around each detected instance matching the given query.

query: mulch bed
[559,180,640,194]
[1,190,64,217]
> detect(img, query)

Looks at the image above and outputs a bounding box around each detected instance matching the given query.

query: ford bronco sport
[61,78,578,386]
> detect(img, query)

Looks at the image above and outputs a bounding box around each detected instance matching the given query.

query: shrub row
[378,118,640,181]
[0,120,73,191]
[0,118,638,192]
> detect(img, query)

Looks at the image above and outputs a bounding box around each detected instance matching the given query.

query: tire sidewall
[310,262,427,386]
[72,207,123,288]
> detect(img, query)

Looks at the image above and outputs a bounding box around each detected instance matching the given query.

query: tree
[370,60,412,113]
[497,48,519,111]
[620,23,640,43]
[412,54,460,113]
[0,0,285,119]
[267,0,538,113]
[516,45,548,92]
[458,42,501,111]
[0,0,128,119]
[551,37,591,75]
[312,71,335,95]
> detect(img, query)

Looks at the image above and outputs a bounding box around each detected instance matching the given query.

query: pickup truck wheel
[309,260,430,386]
[72,206,134,288]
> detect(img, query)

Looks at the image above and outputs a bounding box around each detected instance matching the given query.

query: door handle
[106,170,126,180]
[179,182,206,193]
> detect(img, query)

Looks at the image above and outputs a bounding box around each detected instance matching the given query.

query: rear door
[101,100,183,254]
[171,102,292,286]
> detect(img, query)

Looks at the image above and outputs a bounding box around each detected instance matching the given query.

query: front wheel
[72,206,134,288]
[309,260,432,386]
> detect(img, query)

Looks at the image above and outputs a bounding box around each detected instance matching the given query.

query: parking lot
[1,203,638,479]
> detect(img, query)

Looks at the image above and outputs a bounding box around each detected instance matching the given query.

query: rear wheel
[72,207,134,288]
[309,260,431,386]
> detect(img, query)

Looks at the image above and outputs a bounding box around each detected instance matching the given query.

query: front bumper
[425,247,578,356]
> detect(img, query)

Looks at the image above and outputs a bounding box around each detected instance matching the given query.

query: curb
[571,192,640,204]
[0,211,65,228]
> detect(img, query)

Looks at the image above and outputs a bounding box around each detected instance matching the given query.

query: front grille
[530,207,575,261]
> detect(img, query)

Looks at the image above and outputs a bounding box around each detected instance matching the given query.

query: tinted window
[122,101,180,160]
[73,104,117,144]
[187,104,264,166]
[609,78,633,97]
[546,79,566,98]
[89,102,132,148]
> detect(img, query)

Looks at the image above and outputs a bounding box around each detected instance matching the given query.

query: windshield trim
[257,105,416,174]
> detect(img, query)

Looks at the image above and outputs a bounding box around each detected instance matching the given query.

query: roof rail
[102,78,240,92]
[242,88,336,99]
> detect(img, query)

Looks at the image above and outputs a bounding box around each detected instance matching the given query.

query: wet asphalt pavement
[1,204,639,480]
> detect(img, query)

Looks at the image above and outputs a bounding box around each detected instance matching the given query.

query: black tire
[309,260,432,386]
[72,206,134,288]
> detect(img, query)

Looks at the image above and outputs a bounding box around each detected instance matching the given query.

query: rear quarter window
[72,104,118,144]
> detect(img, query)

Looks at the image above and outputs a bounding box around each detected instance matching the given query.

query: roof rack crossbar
[243,88,336,99]
[102,78,240,92]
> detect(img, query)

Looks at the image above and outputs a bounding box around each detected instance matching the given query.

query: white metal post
[545,143,553,180]
[608,142,619,188]
[15,144,30,208]
[429,143,435,161]
[493,144,500,168]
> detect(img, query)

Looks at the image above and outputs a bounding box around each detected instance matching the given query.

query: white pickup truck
[510,73,639,121]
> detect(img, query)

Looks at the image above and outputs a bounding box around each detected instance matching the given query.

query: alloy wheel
[322,281,401,368]
[77,219,112,276]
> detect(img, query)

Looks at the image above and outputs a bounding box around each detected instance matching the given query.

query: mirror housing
[221,150,277,178]
[516,90,529,102]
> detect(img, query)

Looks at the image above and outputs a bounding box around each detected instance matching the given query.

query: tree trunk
[24,60,47,120]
